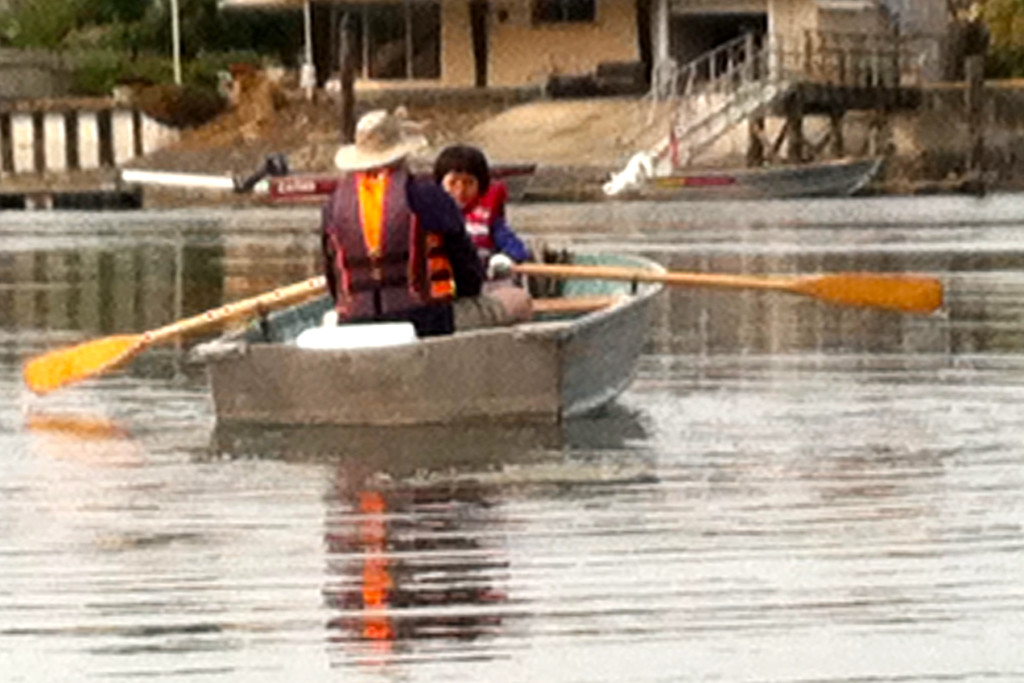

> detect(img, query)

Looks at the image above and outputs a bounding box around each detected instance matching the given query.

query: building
[219,0,950,91]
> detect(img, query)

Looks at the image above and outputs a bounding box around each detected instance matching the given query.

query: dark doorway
[671,12,767,65]
[470,1,488,87]
[635,0,652,85]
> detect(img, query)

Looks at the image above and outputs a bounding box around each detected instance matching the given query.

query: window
[335,2,440,80]
[532,0,596,23]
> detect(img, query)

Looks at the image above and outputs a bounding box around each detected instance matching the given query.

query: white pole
[171,0,182,85]
[300,0,317,100]
[303,0,314,66]
[653,0,670,64]
[651,0,671,98]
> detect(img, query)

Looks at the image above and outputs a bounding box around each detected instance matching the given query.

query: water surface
[3,194,1024,682]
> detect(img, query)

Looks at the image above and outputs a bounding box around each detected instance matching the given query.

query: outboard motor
[234,153,291,193]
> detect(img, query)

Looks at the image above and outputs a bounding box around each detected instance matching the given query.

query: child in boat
[321,110,531,335]
[433,144,532,280]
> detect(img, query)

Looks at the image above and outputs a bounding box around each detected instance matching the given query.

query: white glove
[487,253,514,280]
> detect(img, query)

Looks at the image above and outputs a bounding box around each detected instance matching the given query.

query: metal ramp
[605,29,924,195]
[650,33,789,171]
[605,34,785,194]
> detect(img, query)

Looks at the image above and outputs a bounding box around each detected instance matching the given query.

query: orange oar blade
[23,334,144,395]
[795,273,944,314]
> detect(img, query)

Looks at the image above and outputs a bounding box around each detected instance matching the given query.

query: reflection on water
[209,410,656,670]
[5,198,1024,681]
[6,203,1024,383]
[210,404,649,464]
[322,480,508,663]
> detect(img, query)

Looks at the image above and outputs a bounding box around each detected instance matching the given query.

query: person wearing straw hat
[321,109,531,337]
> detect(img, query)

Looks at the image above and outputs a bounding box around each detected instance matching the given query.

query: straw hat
[334,109,428,171]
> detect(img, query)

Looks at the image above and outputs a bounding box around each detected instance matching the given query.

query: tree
[981,0,1024,76]
[0,0,84,49]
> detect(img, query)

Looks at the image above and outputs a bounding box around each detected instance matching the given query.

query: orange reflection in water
[25,411,130,440]
[325,478,509,664]
[358,490,395,646]
[23,410,141,465]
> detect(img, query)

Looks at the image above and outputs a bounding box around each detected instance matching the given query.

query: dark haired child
[433,145,531,278]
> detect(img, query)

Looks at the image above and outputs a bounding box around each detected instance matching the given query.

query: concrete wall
[0,49,70,100]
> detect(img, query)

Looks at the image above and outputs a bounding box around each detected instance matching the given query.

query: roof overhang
[218,0,306,9]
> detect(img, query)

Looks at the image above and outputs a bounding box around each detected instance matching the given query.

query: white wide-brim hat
[334,108,428,171]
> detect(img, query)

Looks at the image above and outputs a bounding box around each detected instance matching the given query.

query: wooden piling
[338,13,356,144]
[785,93,805,163]
[965,54,984,177]
[747,115,765,167]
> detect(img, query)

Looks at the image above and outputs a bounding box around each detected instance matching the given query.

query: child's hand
[487,253,514,280]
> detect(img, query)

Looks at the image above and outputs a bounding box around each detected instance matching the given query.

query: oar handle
[512,262,944,314]
[511,262,791,292]
[144,276,328,345]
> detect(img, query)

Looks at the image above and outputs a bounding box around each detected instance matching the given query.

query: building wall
[440,0,475,87]
[350,0,638,89]
[879,0,947,37]
[818,7,889,36]
[879,0,948,81]
[486,0,640,87]
[767,0,819,52]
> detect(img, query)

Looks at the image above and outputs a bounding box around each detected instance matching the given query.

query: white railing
[648,29,926,168]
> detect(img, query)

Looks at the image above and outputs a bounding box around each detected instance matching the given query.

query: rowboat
[21,249,942,403]
[604,156,882,201]
[194,252,664,427]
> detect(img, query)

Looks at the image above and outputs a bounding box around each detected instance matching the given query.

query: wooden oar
[512,262,944,315]
[24,276,329,395]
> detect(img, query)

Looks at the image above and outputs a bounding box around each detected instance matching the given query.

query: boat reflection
[322,476,509,661]
[209,403,650,467]
[210,407,651,665]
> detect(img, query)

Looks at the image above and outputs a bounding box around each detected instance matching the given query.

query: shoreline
[0,163,1005,211]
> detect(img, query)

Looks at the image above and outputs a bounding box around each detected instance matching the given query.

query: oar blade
[23,334,144,395]
[797,273,944,314]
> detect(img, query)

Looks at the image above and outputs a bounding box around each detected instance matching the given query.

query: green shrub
[68,49,125,96]
[987,45,1024,78]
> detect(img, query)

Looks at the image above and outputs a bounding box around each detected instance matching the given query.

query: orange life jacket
[323,168,454,319]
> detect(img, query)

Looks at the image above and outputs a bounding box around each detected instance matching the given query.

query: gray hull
[200,253,663,426]
[640,157,882,200]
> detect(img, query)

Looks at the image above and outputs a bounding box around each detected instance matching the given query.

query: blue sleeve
[406,178,484,298]
[490,215,532,262]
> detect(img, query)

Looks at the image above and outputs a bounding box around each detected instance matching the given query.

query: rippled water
[3,194,1024,681]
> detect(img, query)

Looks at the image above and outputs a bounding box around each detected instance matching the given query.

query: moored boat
[194,252,663,427]
[606,156,882,201]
